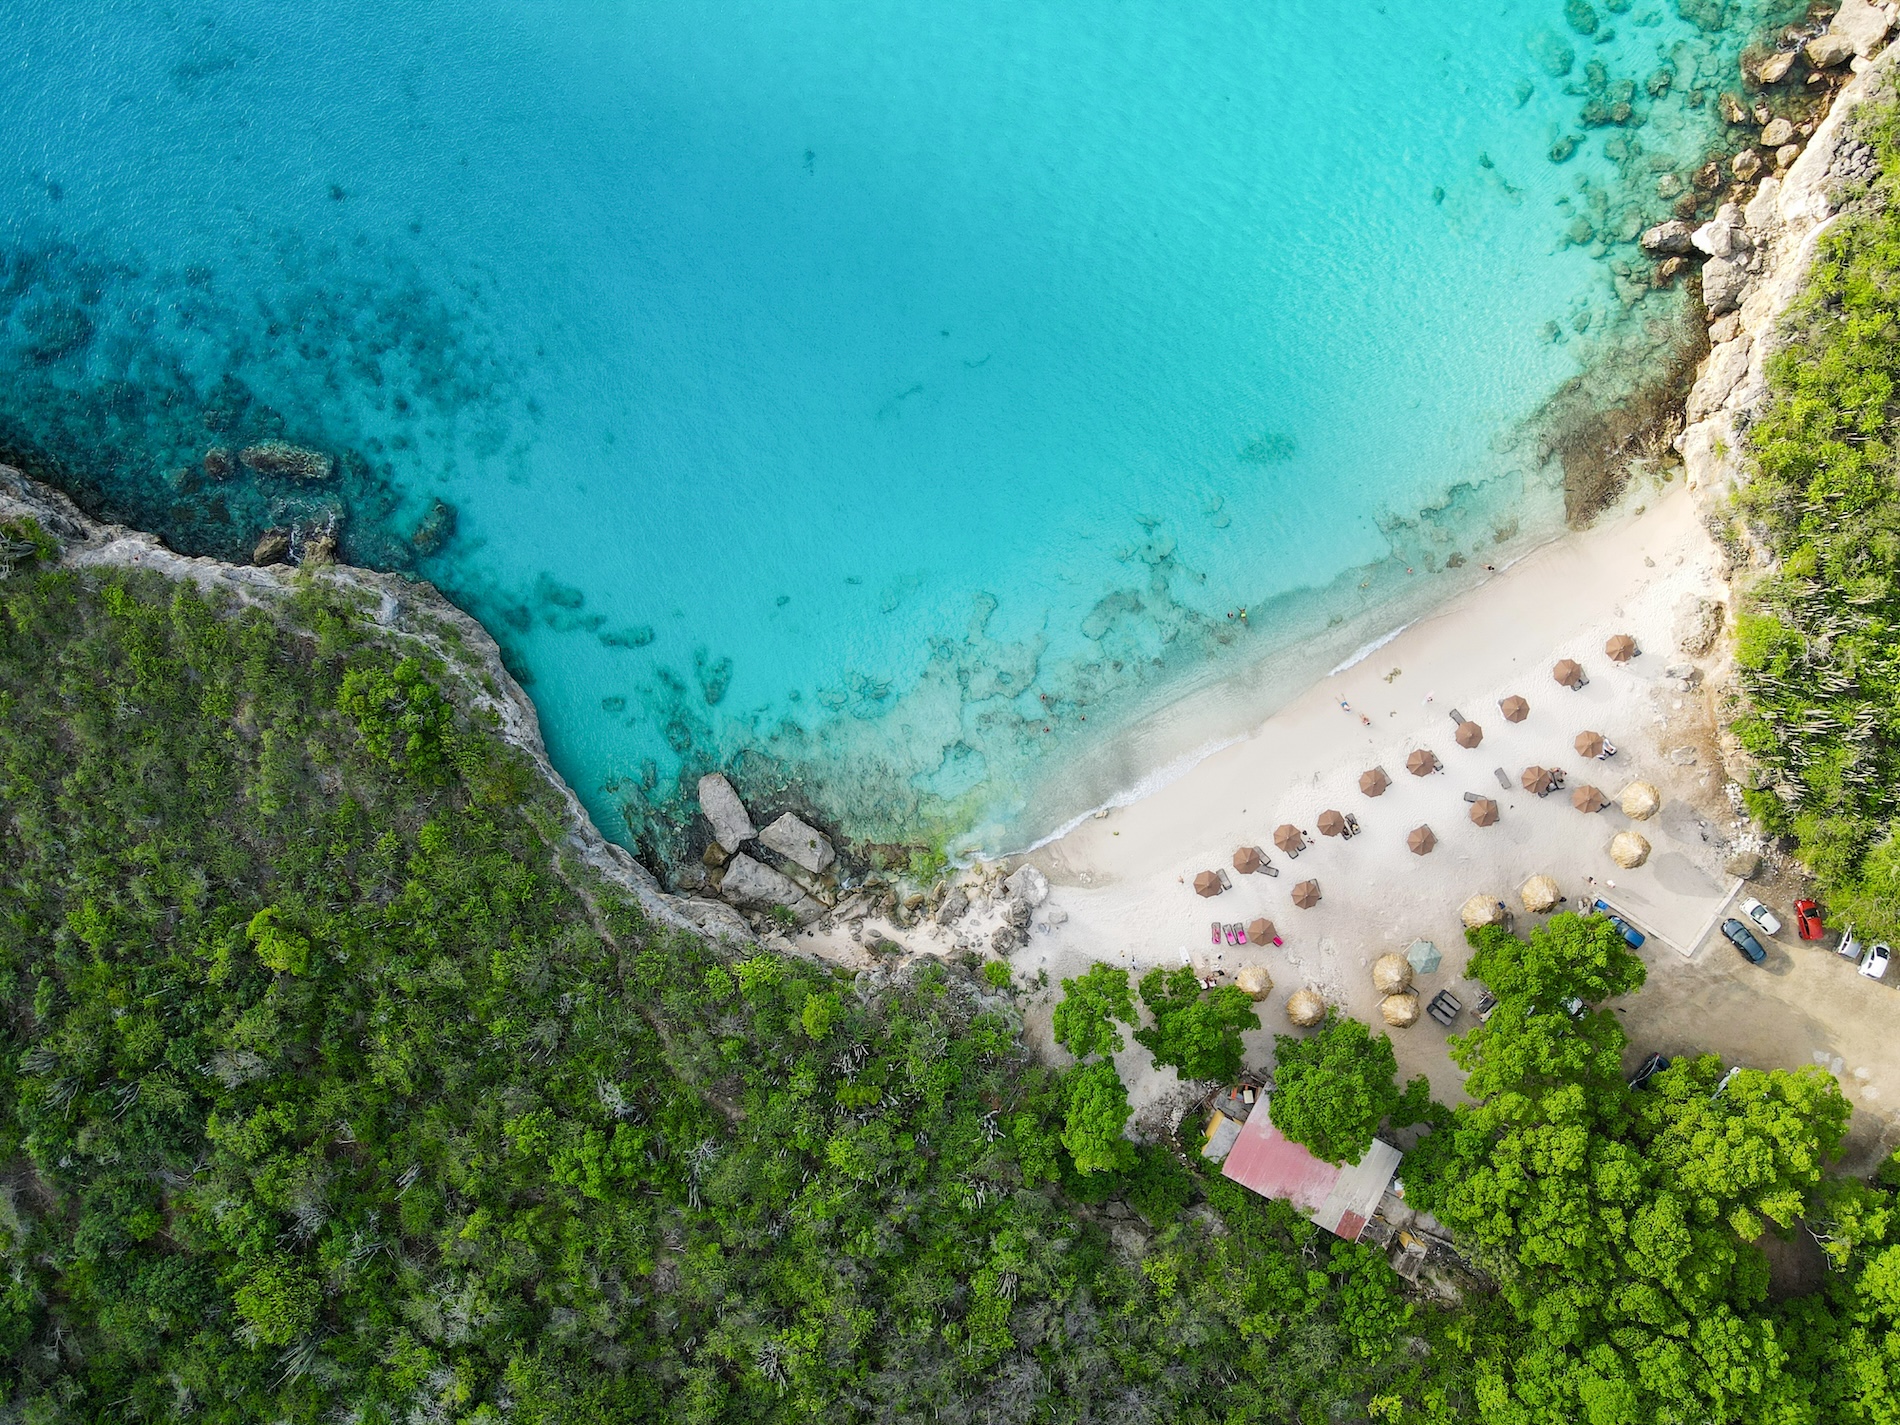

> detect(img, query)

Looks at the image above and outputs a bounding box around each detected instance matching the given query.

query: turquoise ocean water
[1,0,1794,863]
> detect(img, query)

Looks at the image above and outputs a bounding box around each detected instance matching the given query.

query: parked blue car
[1722,918,1767,964]
[1593,898,1646,949]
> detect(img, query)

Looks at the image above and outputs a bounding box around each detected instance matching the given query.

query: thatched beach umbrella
[1372,953,1413,994]
[1455,720,1484,749]
[1469,798,1500,827]
[1620,781,1661,821]
[1574,730,1606,759]
[1406,749,1440,777]
[1610,831,1651,869]
[1553,658,1585,689]
[1359,767,1390,797]
[1500,694,1530,723]
[1461,894,1507,929]
[1605,633,1638,662]
[1521,765,1554,795]
[1520,874,1562,913]
[1572,785,1607,813]
[1247,917,1277,945]
[1193,870,1223,898]
[1236,965,1273,1000]
[1274,824,1304,854]
[1233,846,1263,874]
[1380,992,1421,1027]
[1407,825,1437,855]
[1292,879,1321,909]
[1317,809,1346,837]
[1285,989,1327,1026]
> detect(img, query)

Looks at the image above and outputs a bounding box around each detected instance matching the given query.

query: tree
[1060,1059,1137,1176]
[1268,1013,1414,1165]
[1132,965,1259,1083]
[1051,961,1134,1061]
[1466,912,1646,1011]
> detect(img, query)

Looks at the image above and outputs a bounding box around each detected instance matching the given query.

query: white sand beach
[795,476,1900,1164]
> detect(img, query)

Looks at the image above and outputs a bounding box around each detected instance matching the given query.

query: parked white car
[1861,943,1892,981]
[1740,897,1782,937]
[1839,925,1864,960]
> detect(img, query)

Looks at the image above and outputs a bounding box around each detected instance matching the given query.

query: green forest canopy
[0,523,1894,1422]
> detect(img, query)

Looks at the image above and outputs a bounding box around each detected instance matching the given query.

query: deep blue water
[0,0,1791,861]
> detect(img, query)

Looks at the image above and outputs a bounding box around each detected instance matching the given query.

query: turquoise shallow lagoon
[1,0,1795,860]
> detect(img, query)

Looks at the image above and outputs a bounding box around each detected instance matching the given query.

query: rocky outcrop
[1677,39,1900,517]
[1832,0,1893,59]
[719,854,824,924]
[697,774,756,853]
[1641,219,1695,254]
[252,528,291,566]
[759,811,835,874]
[1004,864,1049,908]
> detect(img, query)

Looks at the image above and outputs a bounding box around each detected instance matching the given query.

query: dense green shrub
[1739,92,1900,938]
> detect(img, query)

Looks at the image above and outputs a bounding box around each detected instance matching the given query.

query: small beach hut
[1455,720,1484,748]
[1233,846,1264,874]
[1274,824,1304,853]
[1461,894,1507,929]
[1359,767,1390,797]
[1553,658,1585,689]
[1620,781,1661,820]
[1407,938,1442,974]
[1500,694,1530,723]
[1292,879,1321,909]
[1610,831,1651,869]
[1317,810,1346,837]
[1574,730,1607,759]
[1194,871,1224,898]
[1372,953,1413,994]
[1469,797,1500,827]
[1571,785,1607,813]
[1236,964,1273,1000]
[1406,749,1440,777]
[1605,633,1638,662]
[1248,917,1278,946]
[1285,988,1327,1026]
[1521,765,1554,795]
[1381,992,1421,1027]
[1407,825,1436,855]
[1520,874,1562,913]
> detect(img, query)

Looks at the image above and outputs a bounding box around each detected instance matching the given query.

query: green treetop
[1132,965,1260,1084]
[1051,960,1134,1060]
[1268,1012,1424,1166]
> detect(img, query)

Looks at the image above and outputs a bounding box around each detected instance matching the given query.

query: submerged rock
[410,498,457,556]
[1760,116,1795,148]
[302,525,340,567]
[697,773,756,852]
[203,447,235,481]
[239,441,334,482]
[759,811,836,874]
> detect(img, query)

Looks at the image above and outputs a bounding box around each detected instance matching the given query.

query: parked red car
[1794,899,1824,941]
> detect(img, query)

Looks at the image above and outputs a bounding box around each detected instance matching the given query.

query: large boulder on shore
[1807,32,1856,68]
[1831,0,1892,58]
[1691,205,1749,259]
[759,812,836,874]
[1640,219,1695,254]
[719,854,823,923]
[697,773,756,852]
[1701,255,1748,316]
[1004,865,1050,908]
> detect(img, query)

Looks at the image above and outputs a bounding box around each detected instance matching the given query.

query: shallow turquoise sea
[0,0,1794,861]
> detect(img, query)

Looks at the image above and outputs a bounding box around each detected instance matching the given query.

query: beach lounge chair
[1448,708,1465,724]
[1211,921,1222,945]
[1345,813,1362,836]
[1462,791,1481,803]
[1255,848,1280,878]
[1217,868,1233,890]
[1235,923,1249,945]
[1493,767,1512,789]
